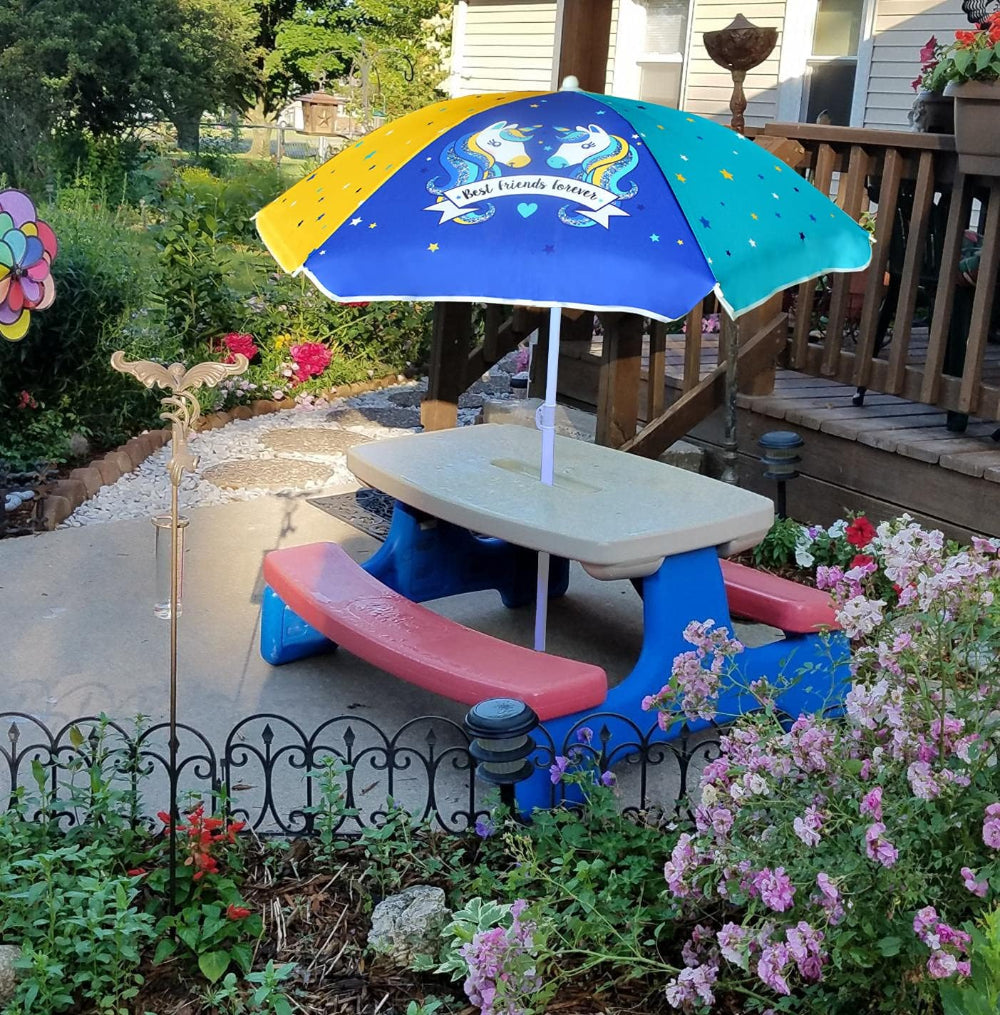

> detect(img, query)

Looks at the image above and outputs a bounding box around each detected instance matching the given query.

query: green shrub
[0,194,164,461]
[172,160,287,242]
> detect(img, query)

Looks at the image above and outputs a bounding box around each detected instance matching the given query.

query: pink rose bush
[652,521,1000,1011]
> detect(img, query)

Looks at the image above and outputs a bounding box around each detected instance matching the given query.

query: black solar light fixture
[758,430,804,520]
[464,698,539,810]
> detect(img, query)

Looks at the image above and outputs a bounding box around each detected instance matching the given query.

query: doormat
[308,489,394,541]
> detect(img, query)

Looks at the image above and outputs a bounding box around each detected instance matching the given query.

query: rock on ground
[0,945,20,1006]
[367,885,450,967]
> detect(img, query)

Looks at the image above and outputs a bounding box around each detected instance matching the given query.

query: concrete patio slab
[1,483,779,823]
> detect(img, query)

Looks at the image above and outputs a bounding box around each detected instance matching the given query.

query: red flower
[845,516,876,548]
[226,904,251,921]
[126,868,147,877]
[919,36,938,63]
[16,390,37,409]
[222,332,258,364]
[344,301,370,308]
[289,341,332,382]
[850,554,874,569]
[955,29,978,44]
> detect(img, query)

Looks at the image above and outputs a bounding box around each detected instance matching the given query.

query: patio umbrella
[256,83,871,649]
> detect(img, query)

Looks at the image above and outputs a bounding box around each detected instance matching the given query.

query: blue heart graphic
[517,202,538,218]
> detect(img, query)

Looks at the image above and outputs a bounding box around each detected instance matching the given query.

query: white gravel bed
[60,381,501,527]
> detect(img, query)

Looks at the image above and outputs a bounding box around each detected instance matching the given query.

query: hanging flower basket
[944,79,1000,174]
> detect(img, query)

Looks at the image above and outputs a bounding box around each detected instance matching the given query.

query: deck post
[554,0,613,92]
[422,302,474,431]
[596,312,643,448]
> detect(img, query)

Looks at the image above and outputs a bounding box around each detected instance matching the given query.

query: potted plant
[918,14,1000,172]
[910,36,955,134]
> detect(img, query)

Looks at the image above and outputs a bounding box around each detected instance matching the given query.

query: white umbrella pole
[533,306,563,651]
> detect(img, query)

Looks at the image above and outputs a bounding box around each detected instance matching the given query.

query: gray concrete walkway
[2,489,649,732]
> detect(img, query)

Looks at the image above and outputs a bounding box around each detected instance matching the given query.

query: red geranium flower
[289,341,332,382]
[222,332,258,364]
[850,554,874,569]
[845,516,876,548]
[226,904,252,920]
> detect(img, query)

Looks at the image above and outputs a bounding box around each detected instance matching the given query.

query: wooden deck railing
[557,122,1000,458]
[758,122,1000,422]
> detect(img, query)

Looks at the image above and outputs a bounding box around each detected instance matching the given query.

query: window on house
[637,0,689,107]
[802,0,863,125]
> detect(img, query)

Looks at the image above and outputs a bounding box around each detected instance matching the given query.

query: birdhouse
[299,92,342,135]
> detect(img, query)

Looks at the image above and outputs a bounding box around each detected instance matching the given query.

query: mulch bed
[130,837,676,1015]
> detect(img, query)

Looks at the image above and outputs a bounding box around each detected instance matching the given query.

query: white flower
[827,519,848,538]
[794,545,815,568]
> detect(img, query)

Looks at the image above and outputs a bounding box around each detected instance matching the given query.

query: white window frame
[776,0,877,127]
[610,0,696,103]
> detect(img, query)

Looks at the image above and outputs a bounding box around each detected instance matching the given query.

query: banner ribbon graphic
[425,173,630,228]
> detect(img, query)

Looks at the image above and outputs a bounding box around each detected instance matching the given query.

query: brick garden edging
[37,373,404,530]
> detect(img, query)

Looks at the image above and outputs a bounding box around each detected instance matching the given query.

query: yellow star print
[369,222,377,229]
[720,169,734,180]
[428,243,439,252]
[675,173,686,183]
[751,213,758,220]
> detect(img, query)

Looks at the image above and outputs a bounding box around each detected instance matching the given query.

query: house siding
[681,1,786,124]
[453,0,558,95]
[864,1,967,129]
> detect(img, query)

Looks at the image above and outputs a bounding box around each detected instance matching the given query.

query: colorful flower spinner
[0,189,58,342]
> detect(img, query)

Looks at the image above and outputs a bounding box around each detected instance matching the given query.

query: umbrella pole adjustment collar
[535,402,557,432]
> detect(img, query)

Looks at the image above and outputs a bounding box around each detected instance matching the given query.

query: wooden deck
[688,370,1000,542]
[558,330,1000,541]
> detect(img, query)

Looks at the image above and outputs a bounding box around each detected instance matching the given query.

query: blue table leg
[363,502,569,606]
[514,549,852,814]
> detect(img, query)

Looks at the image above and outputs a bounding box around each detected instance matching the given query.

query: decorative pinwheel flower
[0,189,58,342]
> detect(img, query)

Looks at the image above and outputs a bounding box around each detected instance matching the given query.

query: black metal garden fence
[0,709,721,835]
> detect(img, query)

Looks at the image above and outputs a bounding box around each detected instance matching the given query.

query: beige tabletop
[347,424,774,579]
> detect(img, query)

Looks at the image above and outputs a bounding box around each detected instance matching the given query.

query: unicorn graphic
[426,121,534,224]
[547,124,639,227]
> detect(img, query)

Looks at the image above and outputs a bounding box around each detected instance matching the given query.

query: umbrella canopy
[257,88,871,321]
[256,86,872,652]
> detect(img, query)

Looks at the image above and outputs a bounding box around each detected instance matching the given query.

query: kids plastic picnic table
[340,425,847,793]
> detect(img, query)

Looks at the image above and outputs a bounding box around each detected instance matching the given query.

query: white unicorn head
[547,124,612,169]
[473,121,533,169]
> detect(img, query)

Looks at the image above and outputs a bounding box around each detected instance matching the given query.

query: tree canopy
[0,0,449,178]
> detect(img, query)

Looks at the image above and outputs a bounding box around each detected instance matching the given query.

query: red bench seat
[720,559,840,633]
[263,542,608,721]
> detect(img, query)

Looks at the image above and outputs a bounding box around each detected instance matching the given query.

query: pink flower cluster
[913,906,971,979]
[289,341,332,382]
[668,919,826,1002]
[985,802,1000,850]
[751,867,796,912]
[757,921,825,995]
[818,517,1000,639]
[221,331,258,363]
[461,899,543,1015]
[641,619,744,724]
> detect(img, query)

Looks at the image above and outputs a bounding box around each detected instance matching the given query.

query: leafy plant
[417,897,516,981]
[645,522,1000,1012]
[914,16,1000,92]
[939,907,1000,1015]
[153,188,240,346]
[751,516,807,570]
[146,804,261,983]
[305,754,358,853]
